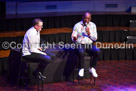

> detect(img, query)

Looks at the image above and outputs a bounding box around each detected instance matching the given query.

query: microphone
[83,22,87,27]
[85,23,87,27]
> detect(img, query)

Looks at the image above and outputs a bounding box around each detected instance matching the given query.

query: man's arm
[85,24,97,41]
[85,27,91,36]
[71,24,78,42]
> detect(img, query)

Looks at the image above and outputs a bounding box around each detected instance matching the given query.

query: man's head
[82,12,91,24]
[32,18,43,31]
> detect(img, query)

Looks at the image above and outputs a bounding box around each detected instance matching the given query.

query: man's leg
[77,44,85,69]
[89,45,100,68]
[44,50,56,60]
[23,53,51,79]
[87,45,100,77]
[35,53,51,74]
[77,44,85,77]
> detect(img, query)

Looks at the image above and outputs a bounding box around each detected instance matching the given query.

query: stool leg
[94,77,96,86]
[72,70,75,81]
[21,78,24,89]
[42,80,43,91]
[90,73,96,86]
[90,73,92,82]
[16,61,23,89]
[38,79,39,91]
[77,69,80,85]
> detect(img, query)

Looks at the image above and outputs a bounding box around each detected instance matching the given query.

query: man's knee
[78,51,85,56]
[45,55,51,63]
[94,50,101,58]
[39,55,51,64]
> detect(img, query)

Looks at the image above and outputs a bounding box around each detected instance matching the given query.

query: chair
[16,57,44,91]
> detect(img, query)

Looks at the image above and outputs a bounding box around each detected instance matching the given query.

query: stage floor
[0,60,136,91]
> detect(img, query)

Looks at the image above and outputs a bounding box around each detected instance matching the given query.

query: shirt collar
[32,27,39,35]
[80,20,91,26]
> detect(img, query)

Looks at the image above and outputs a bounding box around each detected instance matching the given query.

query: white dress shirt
[72,21,97,44]
[22,27,45,56]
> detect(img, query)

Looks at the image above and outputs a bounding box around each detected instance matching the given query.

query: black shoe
[39,72,46,79]
[33,71,42,80]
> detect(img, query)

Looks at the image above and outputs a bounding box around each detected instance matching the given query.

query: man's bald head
[82,12,92,24]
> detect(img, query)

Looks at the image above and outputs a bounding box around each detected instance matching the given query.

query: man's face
[84,14,91,24]
[35,22,43,31]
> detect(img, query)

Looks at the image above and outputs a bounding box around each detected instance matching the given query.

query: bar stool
[72,53,96,86]
[16,57,44,91]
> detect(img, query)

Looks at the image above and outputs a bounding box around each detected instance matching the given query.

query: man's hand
[73,36,78,41]
[44,52,47,55]
[85,27,90,35]
[38,48,42,51]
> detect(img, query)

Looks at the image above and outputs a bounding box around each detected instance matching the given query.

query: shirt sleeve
[27,33,46,55]
[71,24,78,42]
[90,24,98,41]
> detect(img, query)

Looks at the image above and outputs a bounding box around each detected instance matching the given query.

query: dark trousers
[23,50,55,74]
[77,44,100,69]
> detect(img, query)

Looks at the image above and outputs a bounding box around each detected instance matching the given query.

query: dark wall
[1,14,136,32]
[0,2,6,19]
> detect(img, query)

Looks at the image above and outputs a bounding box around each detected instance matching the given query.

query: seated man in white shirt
[22,18,52,79]
[71,12,100,78]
